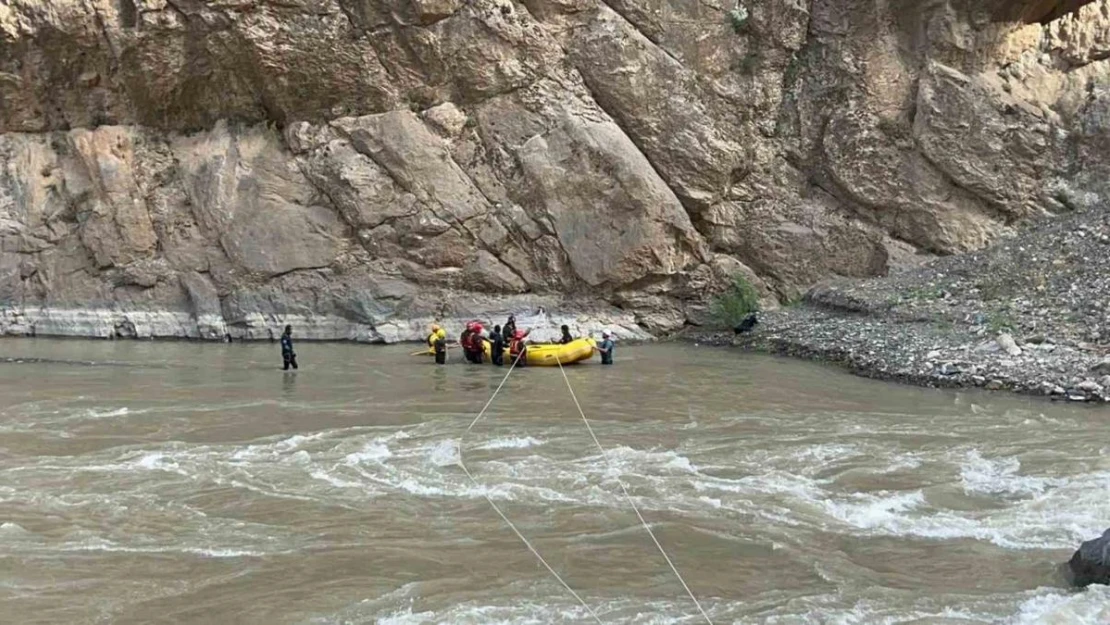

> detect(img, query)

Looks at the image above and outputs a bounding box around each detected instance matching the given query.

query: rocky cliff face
[0,0,1107,340]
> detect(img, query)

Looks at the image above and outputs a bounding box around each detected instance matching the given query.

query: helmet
[473,323,484,333]
[465,321,475,331]
[431,323,441,332]
[514,330,525,339]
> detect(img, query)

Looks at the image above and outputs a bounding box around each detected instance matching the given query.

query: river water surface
[1,339,1108,624]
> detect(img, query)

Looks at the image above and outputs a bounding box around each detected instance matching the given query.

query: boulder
[974,340,1002,354]
[423,102,469,138]
[516,110,704,287]
[1077,380,1103,393]
[939,362,962,375]
[997,333,1023,356]
[1068,529,1110,587]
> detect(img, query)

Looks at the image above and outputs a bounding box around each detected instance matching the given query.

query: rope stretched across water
[457,349,602,623]
[555,355,714,625]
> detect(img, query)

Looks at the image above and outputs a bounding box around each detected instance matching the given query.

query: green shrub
[729,5,749,34]
[710,274,761,328]
[987,311,1016,334]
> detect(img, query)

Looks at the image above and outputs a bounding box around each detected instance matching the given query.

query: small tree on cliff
[729,4,749,34]
[710,274,761,328]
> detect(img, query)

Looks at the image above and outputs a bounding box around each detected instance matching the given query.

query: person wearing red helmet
[460,321,487,364]
[508,328,531,366]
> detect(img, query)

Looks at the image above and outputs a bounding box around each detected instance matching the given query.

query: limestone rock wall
[0,0,1107,340]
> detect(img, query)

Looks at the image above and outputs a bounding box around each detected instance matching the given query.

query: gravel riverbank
[698,210,1110,402]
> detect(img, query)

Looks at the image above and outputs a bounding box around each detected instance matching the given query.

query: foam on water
[822,490,928,529]
[474,436,546,450]
[84,407,131,419]
[233,432,330,460]
[374,603,601,625]
[874,452,925,473]
[429,440,461,467]
[346,585,704,625]
[960,449,1066,498]
[721,586,1110,625]
[693,469,827,501]
[1012,586,1110,624]
[134,452,181,472]
[590,446,699,476]
[4,405,1107,624]
[61,540,280,558]
[747,468,1110,549]
[792,443,862,466]
[343,441,392,465]
[8,419,1110,552]
[309,468,366,490]
[0,521,30,537]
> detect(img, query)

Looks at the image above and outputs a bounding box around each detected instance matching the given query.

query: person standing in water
[489,324,505,366]
[281,325,298,370]
[596,330,614,365]
[503,314,517,342]
[427,324,442,349]
[429,324,448,365]
[460,322,488,364]
[509,328,530,366]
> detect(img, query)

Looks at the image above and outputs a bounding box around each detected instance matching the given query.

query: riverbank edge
[680,327,986,393]
[8,305,1107,406]
[679,311,1110,404]
[0,306,650,344]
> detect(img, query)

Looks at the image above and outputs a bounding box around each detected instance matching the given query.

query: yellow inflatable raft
[486,338,596,366]
[416,338,597,366]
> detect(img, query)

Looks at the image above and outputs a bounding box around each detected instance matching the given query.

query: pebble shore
[699,209,1110,403]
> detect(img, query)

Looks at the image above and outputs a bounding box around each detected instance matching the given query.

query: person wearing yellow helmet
[428,324,448,364]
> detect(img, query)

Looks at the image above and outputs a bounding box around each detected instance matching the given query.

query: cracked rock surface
[1,0,1108,341]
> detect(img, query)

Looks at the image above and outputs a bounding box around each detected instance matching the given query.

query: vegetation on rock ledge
[729,5,750,34]
[710,274,761,328]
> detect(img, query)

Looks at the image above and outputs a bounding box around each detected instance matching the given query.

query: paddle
[409,342,460,356]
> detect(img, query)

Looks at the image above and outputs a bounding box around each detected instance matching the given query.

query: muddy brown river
[1,339,1108,624]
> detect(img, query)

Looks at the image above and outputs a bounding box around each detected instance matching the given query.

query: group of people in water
[277,316,615,370]
[426,313,615,366]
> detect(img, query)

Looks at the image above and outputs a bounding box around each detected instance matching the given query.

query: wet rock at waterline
[1068,529,1110,588]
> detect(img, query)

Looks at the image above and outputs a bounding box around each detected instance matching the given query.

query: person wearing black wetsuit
[433,333,447,365]
[280,325,298,370]
[489,325,505,366]
[558,325,573,344]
